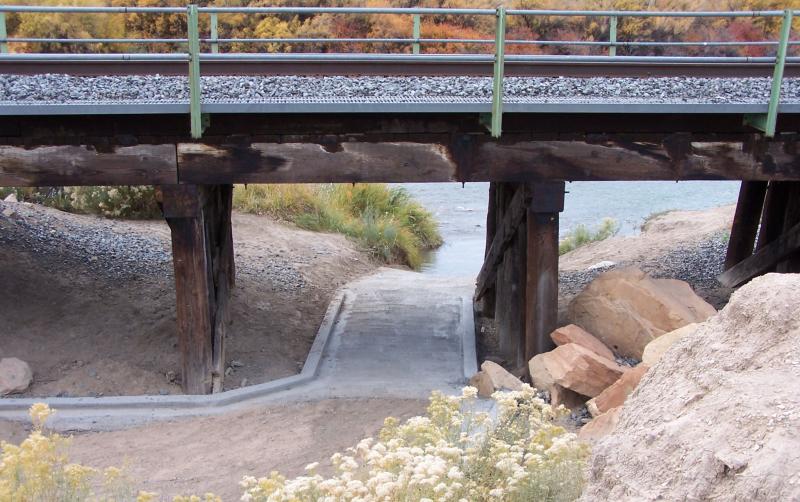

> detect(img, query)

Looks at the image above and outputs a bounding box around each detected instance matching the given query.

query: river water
[396,181,741,276]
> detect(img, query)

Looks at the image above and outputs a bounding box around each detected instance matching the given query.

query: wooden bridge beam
[724,181,768,270]
[160,184,234,395]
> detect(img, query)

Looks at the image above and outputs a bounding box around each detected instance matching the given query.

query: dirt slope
[0,201,375,396]
[581,273,800,502]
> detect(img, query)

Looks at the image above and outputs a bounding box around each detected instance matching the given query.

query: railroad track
[2,54,800,78]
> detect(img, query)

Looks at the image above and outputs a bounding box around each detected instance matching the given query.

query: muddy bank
[0,200,375,397]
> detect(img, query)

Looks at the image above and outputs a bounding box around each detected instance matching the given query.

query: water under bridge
[1,4,800,394]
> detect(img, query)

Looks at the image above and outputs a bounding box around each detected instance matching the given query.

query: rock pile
[580,273,800,501]
[472,267,717,440]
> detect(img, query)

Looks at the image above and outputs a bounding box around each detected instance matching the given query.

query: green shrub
[0,186,160,219]
[558,218,619,255]
[233,184,443,269]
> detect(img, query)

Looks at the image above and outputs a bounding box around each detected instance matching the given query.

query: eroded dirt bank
[0,200,375,397]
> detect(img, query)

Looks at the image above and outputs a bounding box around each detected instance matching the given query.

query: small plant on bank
[241,386,589,501]
[0,186,161,219]
[233,183,443,269]
[558,218,619,255]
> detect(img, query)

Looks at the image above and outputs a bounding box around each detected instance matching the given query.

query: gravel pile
[0,200,305,291]
[1,74,798,104]
[558,232,728,299]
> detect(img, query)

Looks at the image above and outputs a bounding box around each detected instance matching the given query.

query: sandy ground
[58,398,424,499]
[0,203,375,397]
[559,204,734,272]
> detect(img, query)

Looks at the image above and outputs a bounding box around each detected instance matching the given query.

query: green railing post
[490,6,506,138]
[608,15,617,57]
[187,3,202,139]
[744,8,792,138]
[0,12,8,54]
[210,12,219,54]
[412,14,421,55]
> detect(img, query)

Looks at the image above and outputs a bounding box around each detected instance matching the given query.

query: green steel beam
[744,8,792,138]
[608,15,617,57]
[412,14,420,54]
[0,12,8,54]
[187,4,202,139]
[210,12,219,54]
[490,6,506,138]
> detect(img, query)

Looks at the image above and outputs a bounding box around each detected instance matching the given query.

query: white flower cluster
[240,385,588,501]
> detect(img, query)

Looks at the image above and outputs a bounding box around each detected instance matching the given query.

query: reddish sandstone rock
[528,353,588,409]
[587,364,650,417]
[578,406,623,441]
[480,360,523,392]
[468,370,494,398]
[550,324,615,361]
[642,323,699,367]
[567,267,716,359]
[542,343,626,398]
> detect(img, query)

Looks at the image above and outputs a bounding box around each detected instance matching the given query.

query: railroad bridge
[2,4,800,394]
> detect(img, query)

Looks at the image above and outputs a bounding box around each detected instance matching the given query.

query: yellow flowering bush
[241,386,589,501]
[0,404,219,502]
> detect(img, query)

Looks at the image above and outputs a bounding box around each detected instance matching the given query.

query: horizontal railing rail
[0,4,797,138]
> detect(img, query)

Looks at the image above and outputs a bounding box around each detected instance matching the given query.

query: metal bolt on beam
[609,15,618,57]
[187,4,203,139]
[490,6,506,138]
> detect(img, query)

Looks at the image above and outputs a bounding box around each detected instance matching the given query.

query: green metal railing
[0,5,797,139]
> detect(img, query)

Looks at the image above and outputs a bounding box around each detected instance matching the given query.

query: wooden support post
[777,182,800,272]
[524,182,565,363]
[480,182,498,318]
[756,181,790,252]
[493,183,526,366]
[161,184,234,394]
[724,181,768,270]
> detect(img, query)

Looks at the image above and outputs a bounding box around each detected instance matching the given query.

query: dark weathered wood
[756,181,790,257]
[524,182,565,362]
[496,220,527,368]
[178,142,457,183]
[777,182,800,273]
[719,220,800,287]
[480,182,498,318]
[475,185,530,300]
[0,145,177,186]
[724,181,768,270]
[163,184,234,395]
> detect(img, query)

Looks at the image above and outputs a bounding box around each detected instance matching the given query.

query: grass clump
[242,386,588,501]
[558,218,619,255]
[233,183,442,269]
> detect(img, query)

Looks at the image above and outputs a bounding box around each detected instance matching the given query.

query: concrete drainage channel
[0,269,478,431]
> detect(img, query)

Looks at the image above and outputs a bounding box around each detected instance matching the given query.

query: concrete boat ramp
[0,268,477,430]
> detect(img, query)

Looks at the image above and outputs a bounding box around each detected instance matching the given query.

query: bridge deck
[3,74,800,115]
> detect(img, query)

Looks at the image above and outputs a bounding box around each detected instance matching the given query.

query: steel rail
[1,57,799,79]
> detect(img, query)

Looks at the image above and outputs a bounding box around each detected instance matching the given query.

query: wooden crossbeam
[719,220,800,287]
[474,185,529,300]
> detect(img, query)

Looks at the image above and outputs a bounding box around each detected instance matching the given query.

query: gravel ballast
[1,74,799,105]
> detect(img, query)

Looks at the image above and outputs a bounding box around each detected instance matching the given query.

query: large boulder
[642,323,698,367]
[550,324,615,361]
[528,353,587,409]
[567,267,716,359]
[0,358,32,395]
[580,274,800,502]
[586,363,649,417]
[541,343,626,397]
